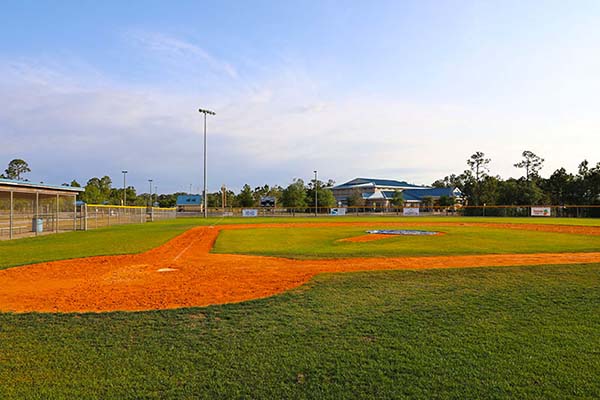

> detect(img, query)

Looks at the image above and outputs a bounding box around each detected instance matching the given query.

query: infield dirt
[1,221,599,313]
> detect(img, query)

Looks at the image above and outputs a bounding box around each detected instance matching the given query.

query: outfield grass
[0,264,598,399]
[213,225,600,259]
[0,219,203,270]
[1,216,598,270]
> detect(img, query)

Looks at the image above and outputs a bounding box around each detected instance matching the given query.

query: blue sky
[1,1,599,193]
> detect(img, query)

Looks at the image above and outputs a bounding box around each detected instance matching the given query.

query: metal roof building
[0,178,84,239]
[331,177,461,206]
[333,178,426,191]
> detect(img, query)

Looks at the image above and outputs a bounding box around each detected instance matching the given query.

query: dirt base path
[1,221,600,313]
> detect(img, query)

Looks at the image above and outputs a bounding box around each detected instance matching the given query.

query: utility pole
[122,170,128,206]
[314,170,318,217]
[221,184,226,212]
[148,179,153,221]
[198,108,216,218]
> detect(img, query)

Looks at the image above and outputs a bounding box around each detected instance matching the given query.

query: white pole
[203,112,207,218]
[9,190,13,239]
[314,170,318,217]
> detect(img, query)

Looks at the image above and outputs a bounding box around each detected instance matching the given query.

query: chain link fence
[0,196,177,240]
[78,204,177,230]
[0,191,78,239]
[187,205,600,218]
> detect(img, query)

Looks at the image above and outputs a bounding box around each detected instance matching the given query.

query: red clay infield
[1,221,599,313]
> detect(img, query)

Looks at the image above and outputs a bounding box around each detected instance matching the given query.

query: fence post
[35,192,39,236]
[9,190,13,240]
[72,196,77,231]
[84,204,88,231]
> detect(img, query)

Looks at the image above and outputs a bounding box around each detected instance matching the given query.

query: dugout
[0,178,84,239]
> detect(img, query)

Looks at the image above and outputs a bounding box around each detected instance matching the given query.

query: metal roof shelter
[0,178,84,239]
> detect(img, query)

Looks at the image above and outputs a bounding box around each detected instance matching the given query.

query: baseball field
[0,216,599,398]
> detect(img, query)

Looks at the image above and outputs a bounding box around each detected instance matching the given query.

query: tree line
[0,159,340,208]
[2,153,599,208]
[203,178,338,208]
[433,151,600,206]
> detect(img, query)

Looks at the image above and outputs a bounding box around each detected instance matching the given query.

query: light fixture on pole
[122,170,128,206]
[314,170,318,217]
[198,108,216,218]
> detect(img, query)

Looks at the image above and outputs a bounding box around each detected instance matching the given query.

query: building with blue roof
[332,178,461,207]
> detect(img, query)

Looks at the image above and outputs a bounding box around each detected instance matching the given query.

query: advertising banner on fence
[403,207,420,216]
[531,207,552,217]
[330,208,347,216]
[242,209,258,217]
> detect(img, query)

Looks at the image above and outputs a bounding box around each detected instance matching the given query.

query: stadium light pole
[198,108,216,218]
[148,179,153,206]
[148,179,153,222]
[122,170,128,206]
[314,170,318,217]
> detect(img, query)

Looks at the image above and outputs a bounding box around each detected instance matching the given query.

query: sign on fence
[242,209,258,217]
[531,207,552,217]
[403,207,420,216]
[330,208,347,216]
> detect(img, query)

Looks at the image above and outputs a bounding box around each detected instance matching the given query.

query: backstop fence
[0,190,78,239]
[0,195,177,240]
[79,204,176,230]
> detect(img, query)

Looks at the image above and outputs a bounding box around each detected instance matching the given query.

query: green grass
[213,225,600,259]
[1,217,599,398]
[2,216,597,269]
[0,218,203,270]
[0,264,598,399]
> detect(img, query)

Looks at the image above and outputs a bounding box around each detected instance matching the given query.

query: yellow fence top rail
[87,204,176,210]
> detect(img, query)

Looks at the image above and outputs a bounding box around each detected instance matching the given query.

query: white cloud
[1,46,599,193]
[126,31,239,80]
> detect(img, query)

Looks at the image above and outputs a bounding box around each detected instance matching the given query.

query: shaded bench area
[0,178,83,240]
